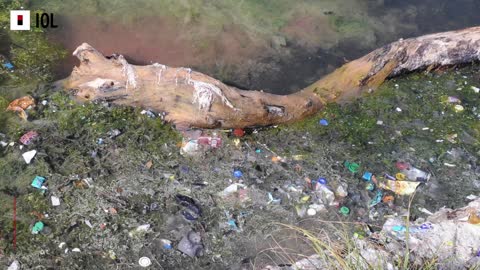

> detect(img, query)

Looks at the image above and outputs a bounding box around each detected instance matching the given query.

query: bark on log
[62,26,480,129]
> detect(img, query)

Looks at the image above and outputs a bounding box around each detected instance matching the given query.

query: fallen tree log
[62,26,480,129]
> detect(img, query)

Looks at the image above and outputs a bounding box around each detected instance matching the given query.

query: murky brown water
[33,0,480,93]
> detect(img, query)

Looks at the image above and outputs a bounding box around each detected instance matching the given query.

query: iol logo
[10,10,58,31]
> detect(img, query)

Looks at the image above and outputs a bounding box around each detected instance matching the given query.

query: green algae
[0,1,67,96]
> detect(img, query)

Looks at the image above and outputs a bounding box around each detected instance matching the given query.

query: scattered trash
[19,131,39,145]
[380,179,421,195]
[344,161,360,173]
[307,208,317,216]
[161,239,173,249]
[233,170,243,178]
[317,177,327,185]
[138,257,152,267]
[181,134,222,155]
[472,86,480,93]
[140,109,156,118]
[366,182,375,191]
[85,219,93,228]
[22,150,37,164]
[129,224,151,237]
[226,218,239,231]
[267,192,281,204]
[31,176,46,189]
[370,190,383,207]
[51,196,61,206]
[145,160,153,169]
[7,260,20,270]
[176,194,202,221]
[107,129,121,138]
[396,162,430,182]
[453,104,464,112]
[32,221,44,234]
[418,207,434,215]
[233,128,245,137]
[72,248,81,252]
[2,62,14,70]
[336,184,348,197]
[219,183,245,198]
[469,212,480,224]
[382,195,394,203]
[447,96,461,103]
[314,182,336,206]
[376,120,383,125]
[466,195,479,201]
[178,231,204,257]
[271,156,285,163]
[362,172,373,181]
[319,119,329,126]
[6,95,35,120]
[340,206,350,216]
[395,107,402,112]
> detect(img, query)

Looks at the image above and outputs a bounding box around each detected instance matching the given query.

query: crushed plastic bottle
[314,183,336,206]
[404,167,430,182]
[396,162,430,182]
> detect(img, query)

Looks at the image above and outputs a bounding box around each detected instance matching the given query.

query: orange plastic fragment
[382,195,394,203]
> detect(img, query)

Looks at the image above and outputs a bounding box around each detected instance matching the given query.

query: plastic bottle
[401,167,430,182]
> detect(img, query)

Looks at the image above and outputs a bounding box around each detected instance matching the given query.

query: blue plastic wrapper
[31,176,46,189]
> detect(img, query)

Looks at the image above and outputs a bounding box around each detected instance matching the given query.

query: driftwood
[62,26,480,129]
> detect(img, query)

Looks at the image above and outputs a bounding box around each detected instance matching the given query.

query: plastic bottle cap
[318,177,327,185]
[139,257,152,267]
[395,173,406,181]
[319,119,329,126]
[233,170,243,178]
[340,206,350,216]
[307,208,317,216]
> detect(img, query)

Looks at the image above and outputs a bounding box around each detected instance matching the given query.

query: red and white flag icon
[10,10,30,30]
